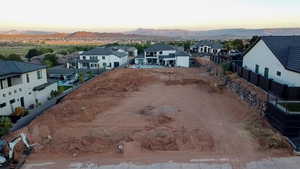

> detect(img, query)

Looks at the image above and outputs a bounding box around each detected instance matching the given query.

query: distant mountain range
[1,28,300,41]
[0,31,169,41]
[0,30,57,35]
[126,28,300,40]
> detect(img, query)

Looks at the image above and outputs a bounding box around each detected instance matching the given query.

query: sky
[0,0,300,32]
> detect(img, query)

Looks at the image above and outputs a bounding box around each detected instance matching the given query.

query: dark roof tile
[262,36,300,73]
[0,60,46,76]
[145,44,175,52]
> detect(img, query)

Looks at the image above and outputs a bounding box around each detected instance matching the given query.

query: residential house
[114,46,138,57]
[135,43,190,67]
[243,36,300,87]
[47,65,78,86]
[69,47,129,70]
[191,40,224,55]
[0,60,58,116]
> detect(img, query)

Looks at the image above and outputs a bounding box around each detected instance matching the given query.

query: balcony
[0,75,23,91]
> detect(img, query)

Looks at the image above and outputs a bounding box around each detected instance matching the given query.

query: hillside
[0,31,170,42]
[127,28,300,40]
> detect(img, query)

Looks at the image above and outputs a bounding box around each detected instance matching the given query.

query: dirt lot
[14,68,291,168]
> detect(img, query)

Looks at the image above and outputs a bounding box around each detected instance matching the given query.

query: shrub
[12,107,28,117]
[221,62,231,75]
[0,117,13,136]
[79,72,84,83]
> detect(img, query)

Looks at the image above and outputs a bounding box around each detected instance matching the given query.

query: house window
[7,77,12,87]
[159,51,163,54]
[264,68,269,79]
[37,70,42,79]
[103,63,107,67]
[255,65,259,74]
[83,56,86,60]
[2,94,6,97]
[0,103,6,108]
[102,56,105,60]
[26,74,30,83]
[9,99,15,104]
[0,80,3,89]
[277,71,281,76]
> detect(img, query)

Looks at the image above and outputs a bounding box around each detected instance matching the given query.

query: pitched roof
[113,46,137,51]
[47,65,76,75]
[0,60,46,77]
[175,50,190,57]
[145,43,175,52]
[192,40,224,49]
[287,46,300,72]
[261,36,300,73]
[81,47,114,55]
[81,47,128,58]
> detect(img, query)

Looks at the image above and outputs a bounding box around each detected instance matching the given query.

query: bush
[6,54,22,61]
[43,54,58,67]
[221,63,231,74]
[12,107,28,117]
[245,112,289,150]
[0,117,13,136]
[79,72,84,83]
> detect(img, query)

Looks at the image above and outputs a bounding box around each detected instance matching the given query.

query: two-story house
[135,43,190,67]
[191,40,224,55]
[0,60,58,116]
[243,36,300,87]
[69,47,128,70]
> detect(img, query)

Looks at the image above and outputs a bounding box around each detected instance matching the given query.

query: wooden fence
[209,55,300,100]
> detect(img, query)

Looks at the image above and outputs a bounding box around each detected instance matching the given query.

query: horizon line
[1,26,300,34]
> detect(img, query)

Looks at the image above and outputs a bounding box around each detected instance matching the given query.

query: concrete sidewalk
[24,157,300,169]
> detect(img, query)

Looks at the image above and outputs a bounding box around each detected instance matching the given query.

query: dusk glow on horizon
[0,0,300,32]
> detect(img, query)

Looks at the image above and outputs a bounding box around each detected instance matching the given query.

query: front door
[20,97,25,107]
[114,62,120,68]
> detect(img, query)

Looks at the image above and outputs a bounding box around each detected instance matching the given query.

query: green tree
[0,117,13,136]
[25,49,42,61]
[39,48,54,54]
[183,41,192,51]
[249,36,260,45]
[224,39,245,51]
[6,54,22,61]
[43,54,58,67]
[0,54,6,60]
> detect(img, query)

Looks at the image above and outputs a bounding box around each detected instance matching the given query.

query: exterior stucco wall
[34,83,58,105]
[0,69,57,116]
[176,56,190,67]
[78,54,128,70]
[243,40,300,87]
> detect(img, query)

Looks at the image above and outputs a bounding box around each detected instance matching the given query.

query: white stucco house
[190,40,224,55]
[0,60,58,116]
[115,46,138,57]
[135,43,190,67]
[69,47,128,70]
[243,36,300,87]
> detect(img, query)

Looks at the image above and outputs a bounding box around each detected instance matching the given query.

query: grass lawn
[279,102,300,112]
[58,86,72,92]
[0,43,93,58]
[0,46,36,56]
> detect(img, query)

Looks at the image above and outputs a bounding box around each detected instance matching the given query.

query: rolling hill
[126,28,300,40]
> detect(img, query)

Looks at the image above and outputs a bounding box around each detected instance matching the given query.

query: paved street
[24,157,300,169]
